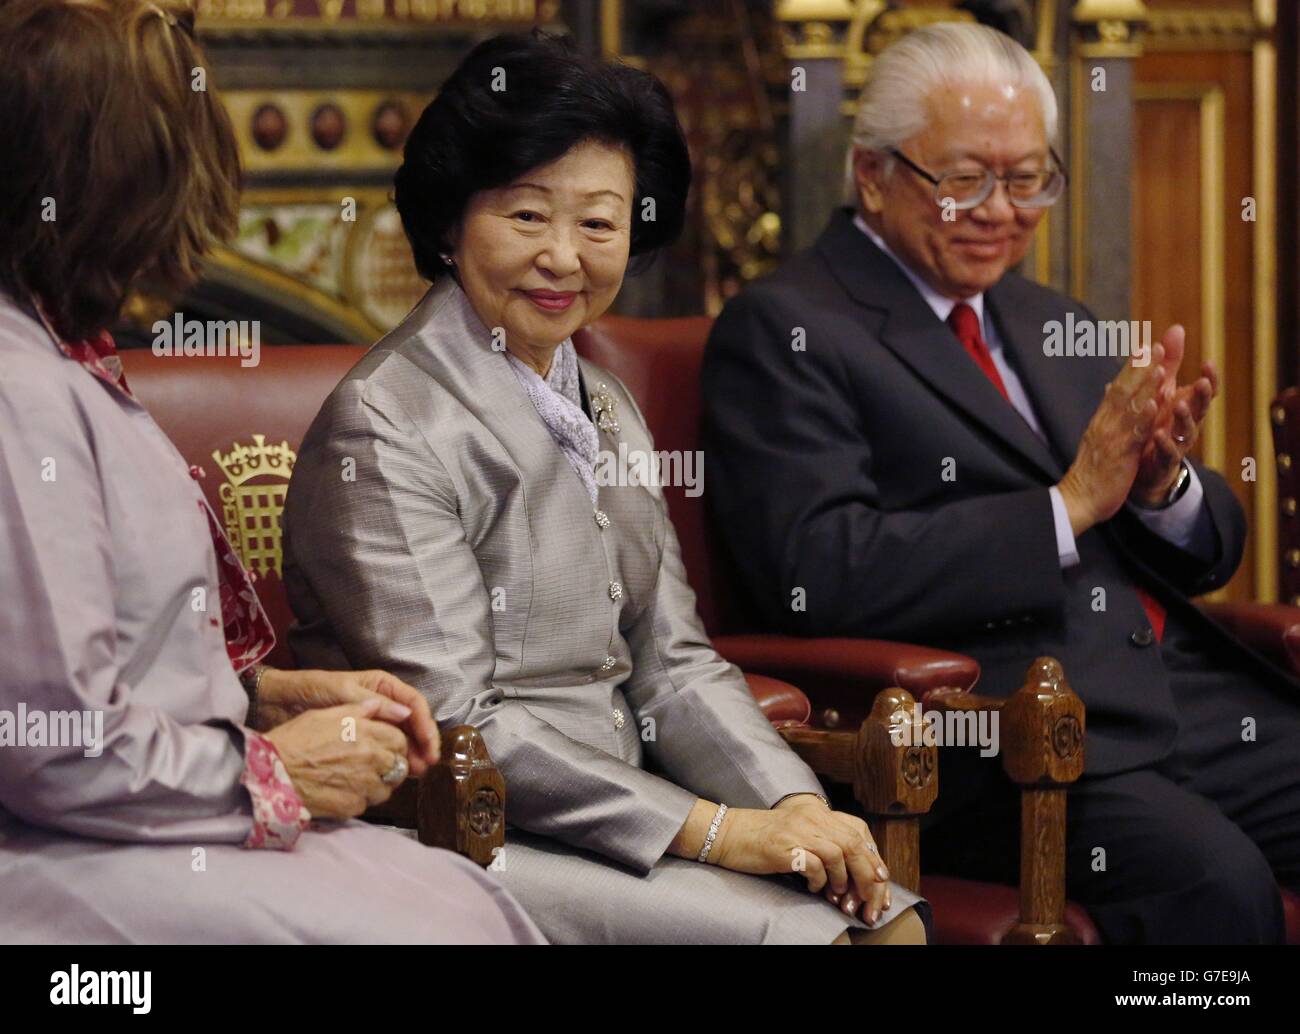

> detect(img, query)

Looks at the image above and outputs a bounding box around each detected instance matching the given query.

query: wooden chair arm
[926,657,1086,944]
[362,725,505,867]
[780,658,1083,943]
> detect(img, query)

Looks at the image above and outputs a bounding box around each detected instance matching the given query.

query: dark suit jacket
[702,206,1285,777]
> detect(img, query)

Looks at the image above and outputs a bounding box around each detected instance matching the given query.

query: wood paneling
[1278,0,1300,390]
[1133,48,1260,602]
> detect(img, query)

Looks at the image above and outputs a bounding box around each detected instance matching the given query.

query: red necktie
[946,303,1167,642]
[948,303,1009,402]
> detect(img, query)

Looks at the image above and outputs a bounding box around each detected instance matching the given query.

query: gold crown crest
[212,434,297,487]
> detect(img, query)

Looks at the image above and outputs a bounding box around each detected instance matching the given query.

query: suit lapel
[817,209,1061,482]
[986,282,1093,475]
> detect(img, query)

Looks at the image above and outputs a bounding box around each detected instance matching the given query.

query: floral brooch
[590,383,621,434]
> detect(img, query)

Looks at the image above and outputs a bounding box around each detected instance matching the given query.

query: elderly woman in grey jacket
[284,29,928,945]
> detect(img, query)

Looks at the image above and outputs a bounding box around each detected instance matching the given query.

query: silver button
[612,708,626,730]
[608,581,623,601]
[1130,627,1155,647]
[600,655,617,671]
[594,510,610,530]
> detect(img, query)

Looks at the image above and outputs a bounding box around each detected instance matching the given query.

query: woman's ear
[442,221,463,264]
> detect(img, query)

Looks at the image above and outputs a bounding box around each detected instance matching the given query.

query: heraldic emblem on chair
[211,434,297,579]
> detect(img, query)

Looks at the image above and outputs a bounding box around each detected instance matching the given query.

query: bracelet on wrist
[238,663,268,730]
[697,803,728,864]
[774,791,830,809]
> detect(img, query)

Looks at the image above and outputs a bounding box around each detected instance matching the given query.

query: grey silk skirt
[489,826,931,945]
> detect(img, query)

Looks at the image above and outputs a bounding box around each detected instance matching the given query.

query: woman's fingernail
[387,703,412,719]
[876,866,889,881]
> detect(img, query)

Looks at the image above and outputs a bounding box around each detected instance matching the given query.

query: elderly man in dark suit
[702,21,1300,944]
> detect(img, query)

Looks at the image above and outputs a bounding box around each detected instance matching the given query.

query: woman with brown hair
[0,0,542,944]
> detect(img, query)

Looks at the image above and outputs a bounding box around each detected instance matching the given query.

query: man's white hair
[842,21,1058,203]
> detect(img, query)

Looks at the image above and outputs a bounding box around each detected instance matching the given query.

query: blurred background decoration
[125,0,1292,606]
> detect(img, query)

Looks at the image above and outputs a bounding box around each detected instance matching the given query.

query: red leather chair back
[120,345,367,668]
[575,315,748,635]
[119,319,741,663]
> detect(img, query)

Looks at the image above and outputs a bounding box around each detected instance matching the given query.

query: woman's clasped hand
[257,668,441,820]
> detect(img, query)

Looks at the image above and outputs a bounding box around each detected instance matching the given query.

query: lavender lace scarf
[507,340,600,506]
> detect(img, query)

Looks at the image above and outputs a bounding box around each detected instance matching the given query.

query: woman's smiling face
[450,138,635,362]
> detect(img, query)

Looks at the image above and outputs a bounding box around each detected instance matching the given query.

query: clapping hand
[1130,324,1218,506]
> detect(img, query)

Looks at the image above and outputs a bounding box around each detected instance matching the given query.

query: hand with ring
[706,794,894,924]
[264,698,413,819]
[381,755,409,786]
[1130,324,1218,506]
[253,667,439,776]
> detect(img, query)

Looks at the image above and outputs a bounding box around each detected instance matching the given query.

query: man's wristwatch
[1133,460,1191,511]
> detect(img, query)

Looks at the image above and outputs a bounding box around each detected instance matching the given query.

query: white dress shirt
[853,213,1214,567]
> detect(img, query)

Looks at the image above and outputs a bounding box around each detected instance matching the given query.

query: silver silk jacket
[282,278,830,873]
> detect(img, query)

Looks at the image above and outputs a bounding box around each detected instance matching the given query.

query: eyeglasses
[887,148,1068,210]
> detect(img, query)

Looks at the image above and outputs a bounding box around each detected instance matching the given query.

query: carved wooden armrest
[779,688,938,893]
[925,657,1085,944]
[361,725,505,867]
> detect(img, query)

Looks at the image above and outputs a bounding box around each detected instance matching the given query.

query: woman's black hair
[394,29,691,281]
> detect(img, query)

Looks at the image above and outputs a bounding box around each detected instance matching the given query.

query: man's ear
[853,148,888,215]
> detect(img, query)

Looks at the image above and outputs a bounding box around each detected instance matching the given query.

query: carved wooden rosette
[418,725,506,866]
